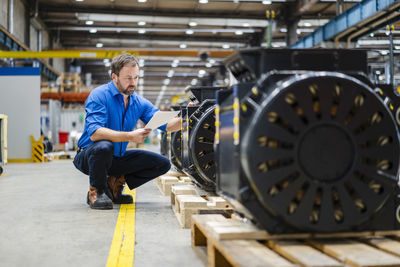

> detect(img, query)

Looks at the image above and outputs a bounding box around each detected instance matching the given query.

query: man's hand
[128,128,151,143]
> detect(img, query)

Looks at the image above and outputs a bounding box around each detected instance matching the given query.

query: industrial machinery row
[161,48,400,234]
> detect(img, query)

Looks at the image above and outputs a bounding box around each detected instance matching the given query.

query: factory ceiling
[34,0,398,107]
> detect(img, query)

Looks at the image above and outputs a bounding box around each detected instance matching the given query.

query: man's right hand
[128,128,152,143]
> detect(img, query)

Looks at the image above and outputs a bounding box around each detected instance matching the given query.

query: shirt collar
[108,80,120,96]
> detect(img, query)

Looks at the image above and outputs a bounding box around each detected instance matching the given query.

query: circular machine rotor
[241,72,400,232]
[160,131,169,157]
[189,105,217,188]
[170,130,184,172]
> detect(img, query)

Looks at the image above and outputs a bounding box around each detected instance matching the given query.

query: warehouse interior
[1,0,400,267]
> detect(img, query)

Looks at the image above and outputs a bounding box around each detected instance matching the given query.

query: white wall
[0,68,41,159]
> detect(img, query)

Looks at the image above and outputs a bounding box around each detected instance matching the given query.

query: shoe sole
[86,193,113,210]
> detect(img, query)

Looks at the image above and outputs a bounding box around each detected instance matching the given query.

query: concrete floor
[0,151,203,267]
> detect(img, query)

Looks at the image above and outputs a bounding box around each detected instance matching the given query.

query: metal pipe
[8,0,14,34]
[389,26,394,85]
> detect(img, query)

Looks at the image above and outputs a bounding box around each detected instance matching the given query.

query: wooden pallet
[156,174,191,196]
[172,185,233,228]
[191,214,400,267]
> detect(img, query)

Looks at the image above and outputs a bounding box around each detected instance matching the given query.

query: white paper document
[144,111,180,130]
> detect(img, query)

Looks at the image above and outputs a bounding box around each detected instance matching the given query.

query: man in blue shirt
[73,53,181,210]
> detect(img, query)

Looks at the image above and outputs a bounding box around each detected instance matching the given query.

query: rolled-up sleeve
[85,96,108,138]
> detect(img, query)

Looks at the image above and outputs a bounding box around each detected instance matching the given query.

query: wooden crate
[191,214,400,267]
[60,72,81,93]
[172,186,232,228]
[156,175,191,196]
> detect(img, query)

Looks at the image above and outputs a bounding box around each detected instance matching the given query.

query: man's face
[112,64,139,96]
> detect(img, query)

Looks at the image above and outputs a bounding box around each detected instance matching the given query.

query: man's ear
[111,73,117,82]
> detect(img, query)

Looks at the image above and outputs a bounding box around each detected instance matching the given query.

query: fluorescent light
[139,69,144,77]
[199,0,208,3]
[242,23,250,27]
[89,29,97,33]
[179,43,187,49]
[138,21,146,26]
[189,21,198,27]
[103,59,110,63]
[395,46,400,50]
[75,0,84,2]
[209,59,216,64]
[138,0,147,2]
[139,78,144,84]
[191,79,198,85]
[138,29,146,34]
[96,43,103,48]
[262,0,272,4]
[163,79,170,85]
[85,20,94,25]
[139,59,145,67]
[186,29,194,35]
[206,63,212,68]
[222,44,230,49]
[105,62,111,67]
[235,30,243,35]
[167,70,174,77]
[171,59,180,68]
[303,22,312,27]
[198,70,206,75]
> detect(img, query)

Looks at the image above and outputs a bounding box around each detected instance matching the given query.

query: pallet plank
[217,240,295,267]
[308,239,400,267]
[206,220,268,240]
[362,237,400,257]
[268,240,343,267]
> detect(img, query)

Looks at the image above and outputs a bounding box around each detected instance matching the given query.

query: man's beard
[116,78,135,96]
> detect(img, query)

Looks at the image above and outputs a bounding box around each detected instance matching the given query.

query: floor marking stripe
[106,188,136,267]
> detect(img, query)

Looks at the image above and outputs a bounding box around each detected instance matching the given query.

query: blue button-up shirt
[78,81,165,157]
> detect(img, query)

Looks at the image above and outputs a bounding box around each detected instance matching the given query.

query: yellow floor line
[106,188,136,267]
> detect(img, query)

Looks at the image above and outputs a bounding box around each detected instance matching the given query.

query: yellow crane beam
[0,49,233,59]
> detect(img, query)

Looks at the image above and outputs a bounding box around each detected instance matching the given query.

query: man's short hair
[111,53,139,76]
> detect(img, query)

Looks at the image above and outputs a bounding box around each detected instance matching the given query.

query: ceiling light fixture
[191,79,198,86]
[186,29,194,35]
[235,30,243,35]
[189,21,198,27]
[303,22,312,27]
[139,59,145,67]
[138,29,146,34]
[75,0,84,2]
[138,21,146,26]
[262,0,272,4]
[242,23,250,27]
[205,63,212,68]
[222,44,230,49]
[85,20,94,25]
[167,70,175,77]
[199,0,208,3]
[179,44,187,49]
[96,43,103,48]
[138,0,147,2]
[89,29,97,33]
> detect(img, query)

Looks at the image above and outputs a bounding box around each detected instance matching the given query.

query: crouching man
[73,53,181,209]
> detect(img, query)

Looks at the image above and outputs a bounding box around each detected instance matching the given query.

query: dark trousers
[73,140,171,190]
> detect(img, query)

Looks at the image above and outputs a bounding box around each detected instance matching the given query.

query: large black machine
[181,86,226,191]
[215,48,400,234]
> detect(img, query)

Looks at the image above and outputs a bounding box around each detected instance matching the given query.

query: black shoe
[87,186,113,210]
